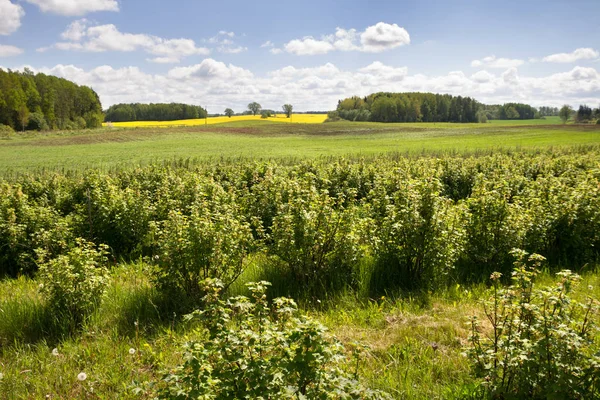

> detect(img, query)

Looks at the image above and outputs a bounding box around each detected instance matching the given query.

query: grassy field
[1,119,600,398]
[1,117,599,173]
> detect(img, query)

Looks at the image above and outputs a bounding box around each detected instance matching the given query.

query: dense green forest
[0,68,103,131]
[104,103,207,122]
[335,92,581,123]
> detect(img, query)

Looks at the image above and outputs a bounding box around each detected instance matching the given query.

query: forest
[104,103,208,122]
[335,92,579,123]
[0,68,103,131]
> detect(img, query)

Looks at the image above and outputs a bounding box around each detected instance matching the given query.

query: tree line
[335,92,595,124]
[0,68,103,131]
[104,103,207,122]
[336,93,481,123]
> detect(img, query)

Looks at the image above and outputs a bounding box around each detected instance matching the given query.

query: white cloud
[12,61,599,112]
[358,61,408,81]
[542,48,599,63]
[61,19,89,41]
[284,22,410,55]
[218,46,247,54]
[168,58,254,81]
[360,22,410,52]
[261,40,274,48]
[0,44,23,57]
[471,55,524,69]
[206,31,246,54]
[41,21,210,63]
[0,0,25,36]
[23,0,119,16]
[270,48,283,55]
[471,70,495,83]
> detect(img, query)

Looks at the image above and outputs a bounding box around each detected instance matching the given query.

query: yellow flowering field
[103,113,327,128]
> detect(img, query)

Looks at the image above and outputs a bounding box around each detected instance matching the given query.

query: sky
[1,0,599,112]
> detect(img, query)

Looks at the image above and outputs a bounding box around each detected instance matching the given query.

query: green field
[1,119,600,399]
[2,117,599,173]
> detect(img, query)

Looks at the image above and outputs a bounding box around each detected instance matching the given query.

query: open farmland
[1,126,600,397]
[2,117,599,173]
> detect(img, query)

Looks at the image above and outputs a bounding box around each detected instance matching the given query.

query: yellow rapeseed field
[103,114,327,128]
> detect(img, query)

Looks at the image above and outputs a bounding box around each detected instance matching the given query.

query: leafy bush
[37,239,109,325]
[0,183,74,276]
[270,187,365,294]
[369,178,465,291]
[158,279,390,399]
[27,112,49,131]
[324,110,341,122]
[0,123,15,138]
[467,250,600,399]
[150,201,253,304]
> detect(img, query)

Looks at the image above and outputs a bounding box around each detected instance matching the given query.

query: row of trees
[104,103,207,122]
[0,68,103,131]
[337,92,599,124]
[223,103,294,118]
[337,93,481,123]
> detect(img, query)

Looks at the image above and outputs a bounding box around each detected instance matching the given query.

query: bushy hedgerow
[270,186,366,294]
[150,200,254,305]
[467,250,600,399]
[158,279,391,399]
[37,239,109,325]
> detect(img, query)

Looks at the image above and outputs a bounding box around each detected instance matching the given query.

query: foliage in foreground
[38,239,109,326]
[159,279,390,399]
[467,250,600,399]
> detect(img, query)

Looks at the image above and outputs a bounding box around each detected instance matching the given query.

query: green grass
[1,261,598,399]
[1,118,598,173]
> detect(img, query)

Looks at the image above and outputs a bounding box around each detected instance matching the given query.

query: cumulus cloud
[40,20,210,63]
[205,31,247,54]
[0,44,23,57]
[471,70,495,83]
[12,60,599,112]
[471,55,525,69]
[23,0,119,16]
[0,0,25,36]
[284,22,410,55]
[542,48,599,63]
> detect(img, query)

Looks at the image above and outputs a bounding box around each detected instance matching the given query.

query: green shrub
[0,183,74,276]
[27,112,49,131]
[270,187,365,294]
[150,201,253,305]
[158,279,390,399]
[37,239,109,325]
[467,250,600,399]
[0,123,15,138]
[369,178,465,291]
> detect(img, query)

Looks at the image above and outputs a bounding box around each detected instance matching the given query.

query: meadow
[1,119,600,399]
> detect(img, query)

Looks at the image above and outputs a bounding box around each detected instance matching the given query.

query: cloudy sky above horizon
[1,0,599,111]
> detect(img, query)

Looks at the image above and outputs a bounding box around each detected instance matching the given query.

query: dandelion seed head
[129,348,136,355]
[77,372,87,381]
[52,348,59,356]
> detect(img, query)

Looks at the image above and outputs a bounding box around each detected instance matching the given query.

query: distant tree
[224,108,234,118]
[575,104,593,123]
[505,105,520,120]
[18,104,29,132]
[282,104,293,118]
[248,102,262,116]
[261,110,272,119]
[559,105,573,124]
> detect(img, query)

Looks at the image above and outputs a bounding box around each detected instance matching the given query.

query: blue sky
[1,0,599,111]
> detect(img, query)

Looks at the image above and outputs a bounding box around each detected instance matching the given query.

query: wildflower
[51,348,59,356]
[490,272,502,281]
[77,372,87,381]
[129,348,136,355]
[589,285,594,291]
